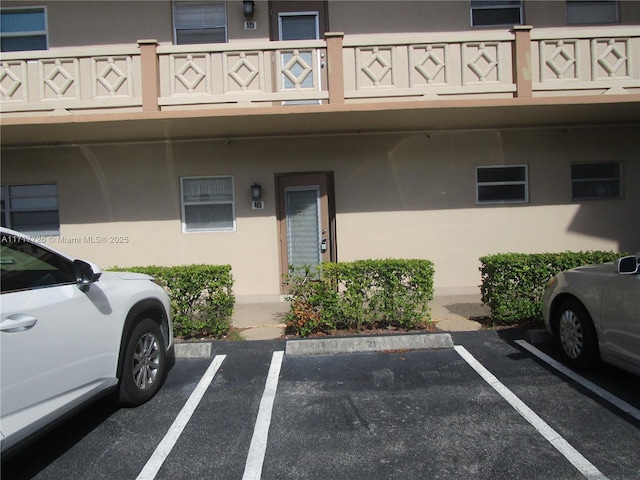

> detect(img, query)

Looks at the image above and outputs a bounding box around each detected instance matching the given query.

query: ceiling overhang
[1,95,639,148]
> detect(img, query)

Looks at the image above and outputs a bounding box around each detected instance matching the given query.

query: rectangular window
[567,0,619,24]
[0,184,60,236]
[173,1,227,45]
[181,176,235,232]
[0,6,47,52]
[571,162,621,200]
[470,0,523,27]
[476,165,529,204]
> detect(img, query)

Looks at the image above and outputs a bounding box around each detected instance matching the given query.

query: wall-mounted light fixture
[243,1,255,18]
[251,183,262,200]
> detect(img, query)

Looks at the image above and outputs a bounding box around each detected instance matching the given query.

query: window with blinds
[173,1,227,45]
[1,184,59,236]
[279,14,318,41]
[0,7,48,52]
[567,0,619,24]
[470,0,523,27]
[181,176,235,232]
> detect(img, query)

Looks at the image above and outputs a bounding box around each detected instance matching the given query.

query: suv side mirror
[616,256,639,275]
[74,259,102,291]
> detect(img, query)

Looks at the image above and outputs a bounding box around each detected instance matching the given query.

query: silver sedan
[543,253,640,376]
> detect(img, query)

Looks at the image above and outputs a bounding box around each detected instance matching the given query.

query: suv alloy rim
[132,332,161,389]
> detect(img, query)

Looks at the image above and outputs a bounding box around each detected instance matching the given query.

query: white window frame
[470,0,523,27]
[0,6,48,52]
[172,1,227,45]
[476,164,529,205]
[571,161,622,200]
[180,176,236,233]
[566,0,620,25]
[0,183,60,236]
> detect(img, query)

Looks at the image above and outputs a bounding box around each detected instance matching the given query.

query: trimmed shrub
[286,259,434,337]
[479,251,622,324]
[109,264,235,339]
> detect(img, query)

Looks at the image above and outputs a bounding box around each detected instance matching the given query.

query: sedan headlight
[546,276,558,289]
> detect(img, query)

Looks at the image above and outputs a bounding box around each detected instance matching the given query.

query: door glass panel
[285,187,321,271]
[280,14,317,41]
[282,51,314,89]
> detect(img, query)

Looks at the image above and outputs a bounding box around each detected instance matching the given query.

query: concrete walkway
[232,295,491,340]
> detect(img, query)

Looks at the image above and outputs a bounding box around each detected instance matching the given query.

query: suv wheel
[118,318,166,406]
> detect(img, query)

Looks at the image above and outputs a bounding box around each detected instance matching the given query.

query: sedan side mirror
[616,256,639,275]
[74,259,102,291]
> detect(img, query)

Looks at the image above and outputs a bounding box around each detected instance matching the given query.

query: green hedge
[479,251,622,324]
[286,259,434,337]
[109,264,235,339]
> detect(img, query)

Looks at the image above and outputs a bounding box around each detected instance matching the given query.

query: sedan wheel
[558,309,584,360]
[118,318,166,406]
[554,299,598,369]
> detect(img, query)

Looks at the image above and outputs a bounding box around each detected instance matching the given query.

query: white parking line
[514,339,640,422]
[136,354,226,480]
[454,346,607,480]
[242,350,285,480]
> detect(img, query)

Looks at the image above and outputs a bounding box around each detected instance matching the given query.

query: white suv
[0,228,173,456]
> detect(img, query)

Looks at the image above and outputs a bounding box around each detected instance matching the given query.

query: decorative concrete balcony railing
[1,26,638,115]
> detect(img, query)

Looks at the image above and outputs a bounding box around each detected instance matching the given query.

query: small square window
[476,165,529,204]
[0,7,48,52]
[181,176,235,232]
[0,183,60,236]
[567,0,619,25]
[571,162,621,200]
[173,1,227,45]
[470,0,523,27]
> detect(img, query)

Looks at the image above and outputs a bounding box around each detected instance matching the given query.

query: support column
[513,26,533,98]
[138,39,160,112]
[325,32,345,105]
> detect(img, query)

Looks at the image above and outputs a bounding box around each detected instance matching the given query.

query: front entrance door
[276,172,336,292]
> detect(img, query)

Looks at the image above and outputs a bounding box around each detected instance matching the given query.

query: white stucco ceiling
[1,95,639,148]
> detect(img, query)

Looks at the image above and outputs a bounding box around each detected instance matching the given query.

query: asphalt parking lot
[3,330,639,480]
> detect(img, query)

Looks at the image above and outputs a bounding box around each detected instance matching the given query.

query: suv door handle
[0,314,38,333]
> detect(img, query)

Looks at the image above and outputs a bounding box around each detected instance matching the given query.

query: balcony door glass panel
[285,186,321,271]
[279,14,318,41]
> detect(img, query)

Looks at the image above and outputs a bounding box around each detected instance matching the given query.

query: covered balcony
[1,25,639,146]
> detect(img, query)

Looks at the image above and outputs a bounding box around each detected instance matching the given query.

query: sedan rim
[558,309,583,359]
[132,333,161,390]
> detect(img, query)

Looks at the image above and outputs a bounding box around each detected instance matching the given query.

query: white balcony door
[278,12,320,104]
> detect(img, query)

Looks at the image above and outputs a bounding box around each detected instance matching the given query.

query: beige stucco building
[2,1,639,302]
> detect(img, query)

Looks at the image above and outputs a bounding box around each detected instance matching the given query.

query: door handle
[321,238,327,254]
[0,314,38,333]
